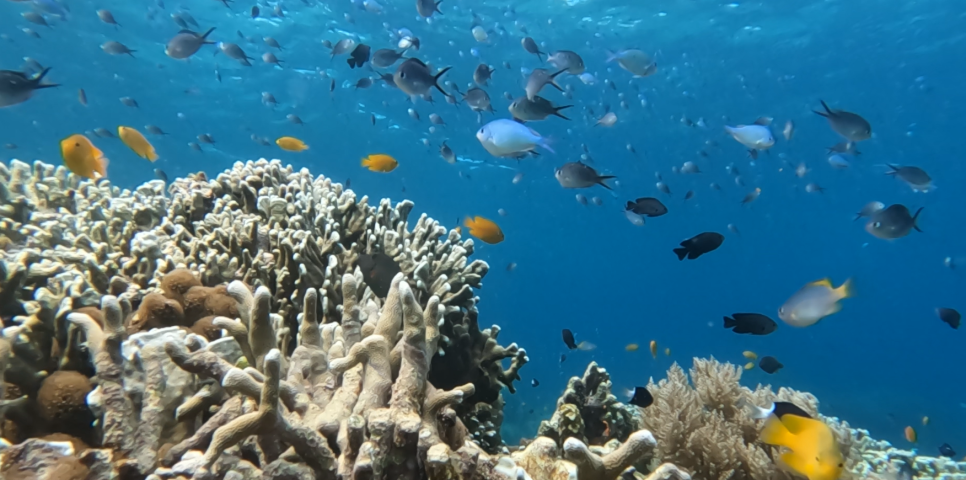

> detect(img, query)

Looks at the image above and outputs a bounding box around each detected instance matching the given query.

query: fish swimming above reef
[723,313,777,335]
[778,278,853,327]
[0,67,58,108]
[760,414,845,480]
[356,253,401,298]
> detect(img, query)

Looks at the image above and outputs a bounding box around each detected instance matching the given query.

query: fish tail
[432,66,452,96]
[884,164,899,175]
[360,157,370,167]
[723,316,737,328]
[912,207,924,232]
[813,99,831,117]
[32,67,59,89]
[605,49,618,63]
[434,0,444,14]
[673,247,688,261]
[836,278,855,299]
[759,415,794,448]
[201,27,217,41]
[596,175,615,190]
[538,137,555,154]
[554,105,573,120]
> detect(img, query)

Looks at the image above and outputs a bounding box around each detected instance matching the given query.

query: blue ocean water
[3,0,965,457]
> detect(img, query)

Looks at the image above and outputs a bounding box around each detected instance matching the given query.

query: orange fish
[463,216,504,244]
[649,340,657,358]
[904,426,917,443]
[118,126,159,161]
[361,154,399,173]
[276,136,309,152]
[60,134,108,179]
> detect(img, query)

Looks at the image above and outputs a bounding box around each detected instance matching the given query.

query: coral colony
[0,159,962,479]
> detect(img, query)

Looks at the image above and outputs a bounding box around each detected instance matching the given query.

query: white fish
[476,119,554,158]
[624,209,645,226]
[724,125,774,150]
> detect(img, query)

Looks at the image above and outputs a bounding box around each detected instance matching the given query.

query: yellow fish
[779,278,854,327]
[760,414,844,480]
[625,343,639,352]
[60,134,108,179]
[649,340,657,359]
[118,126,159,161]
[664,347,671,356]
[743,351,758,361]
[276,136,309,152]
[361,153,399,173]
[463,216,504,244]
[744,362,755,370]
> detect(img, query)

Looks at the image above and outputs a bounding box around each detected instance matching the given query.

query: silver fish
[393,58,450,98]
[508,95,571,121]
[525,68,565,100]
[165,27,216,59]
[554,161,615,190]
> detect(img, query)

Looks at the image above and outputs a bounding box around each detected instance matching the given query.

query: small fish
[922,416,929,426]
[562,328,578,350]
[624,209,645,226]
[264,37,282,50]
[738,399,811,420]
[673,232,724,261]
[347,43,370,69]
[463,216,504,244]
[758,356,784,374]
[60,134,109,179]
[742,351,758,361]
[118,126,159,161]
[625,343,639,352]
[251,5,259,17]
[595,112,618,127]
[575,194,587,205]
[548,50,584,74]
[165,27,216,59]
[119,96,138,108]
[415,0,442,17]
[904,426,917,443]
[361,154,398,172]
[555,161,615,190]
[779,278,854,327]
[649,340,657,358]
[741,188,762,205]
[77,88,87,106]
[22,12,50,28]
[744,362,754,370]
[606,49,657,77]
[371,48,404,68]
[627,387,653,408]
[725,124,774,153]
[560,354,567,363]
[521,37,545,60]
[783,120,795,140]
[476,119,553,158]
[937,308,960,329]
[394,58,450,99]
[531,379,539,387]
[262,52,283,66]
[814,100,871,142]
[463,87,495,113]
[939,443,956,458]
[93,127,114,138]
[154,168,168,182]
[723,313,777,335]
[576,341,596,352]
[885,164,934,192]
[276,136,308,152]
[525,68,565,100]
[287,114,303,126]
[865,204,922,240]
[506,262,517,272]
[854,201,885,221]
[473,63,494,86]
[97,9,120,27]
[218,42,254,66]
[197,133,215,144]
[439,141,456,164]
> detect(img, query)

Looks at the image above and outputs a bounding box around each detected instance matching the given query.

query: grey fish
[525,68,565,100]
[853,201,885,221]
[93,127,114,138]
[330,38,356,57]
[473,63,494,86]
[354,77,373,89]
[508,95,571,121]
[264,37,283,50]
[21,58,44,76]
[827,141,861,155]
[166,27,216,59]
[262,52,283,66]
[547,50,584,74]
[287,114,304,125]
[521,37,544,60]
[606,49,657,77]
[119,96,138,107]
[101,40,136,57]
[440,141,456,164]
[154,168,168,182]
[371,48,404,68]
[197,133,215,144]
[463,87,494,113]
[219,42,253,66]
[393,58,450,98]
[175,11,199,27]
[145,125,168,135]
[0,68,58,108]
[416,0,442,17]
[22,12,50,28]
[865,204,922,240]
[814,100,871,142]
[97,9,120,27]
[625,197,667,217]
[554,161,615,190]
[885,164,933,192]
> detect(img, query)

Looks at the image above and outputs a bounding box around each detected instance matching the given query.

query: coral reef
[1,158,960,480]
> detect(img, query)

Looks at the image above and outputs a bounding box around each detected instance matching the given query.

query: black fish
[348,44,370,68]
[723,313,777,335]
[560,354,566,363]
[356,253,401,297]
[561,328,577,350]
[251,5,259,17]
[626,197,667,217]
[772,401,811,419]
[673,232,724,260]
[531,378,539,387]
[628,387,653,408]
[939,443,956,458]
[154,169,168,183]
[937,308,960,329]
[759,356,783,374]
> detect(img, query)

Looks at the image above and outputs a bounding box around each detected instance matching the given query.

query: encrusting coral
[0,159,960,480]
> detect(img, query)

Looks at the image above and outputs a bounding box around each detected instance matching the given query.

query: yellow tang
[361,153,399,173]
[60,134,108,179]
[760,414,844,480]
[118,126,159,161]
[276,136,309,152]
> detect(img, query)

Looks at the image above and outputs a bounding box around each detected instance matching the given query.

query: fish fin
[604,49,618,63]
[462,217,475,229]
[835,278,855,299]
[553,105,573,120]
[434,0,443,14]
[201,27,217,41]
[360,157,370,167]
[884,164,899,175]
[807,278,833,288]
[432,66,452,96]
[912,207,924,232]
[672,247,688,261]
[31,67,58,89]
[538,136,555,154]
[512,117,526,124]
[723,316,736,328]
[760,414,794,447]
[596,175,615,190]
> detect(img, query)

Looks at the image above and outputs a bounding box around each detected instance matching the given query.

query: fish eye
[838,463,844,468]
[75,142,80,147]
[873,222,881,228]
